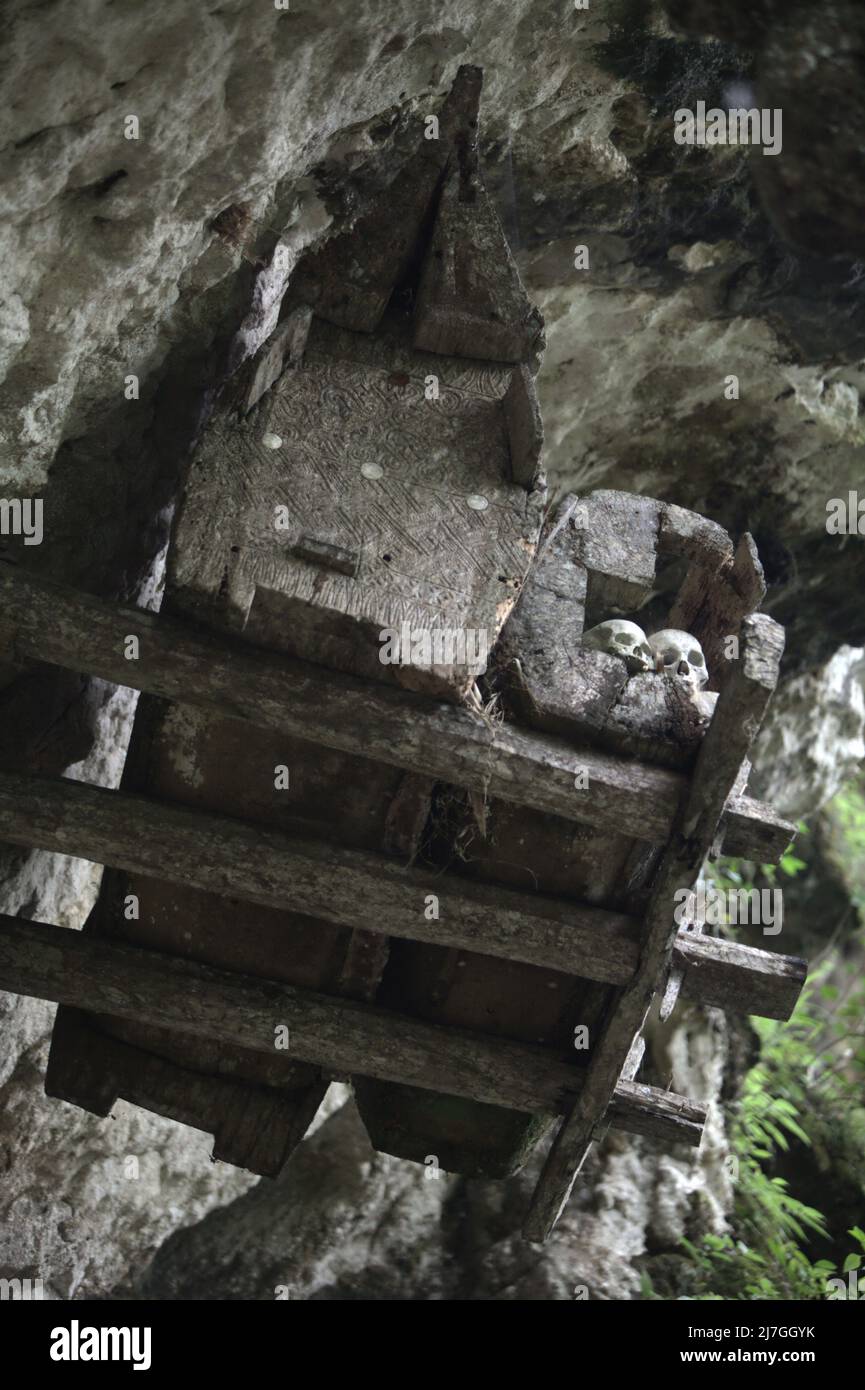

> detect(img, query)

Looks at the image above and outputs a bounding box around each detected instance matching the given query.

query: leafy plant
[674,807,865,1301]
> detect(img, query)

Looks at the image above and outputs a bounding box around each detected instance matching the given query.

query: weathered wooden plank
[660,898,706,1023]
[173,312,538,699]
[0,767,803,1016]
[337,771,433,1003]
[660,953,691,1023]
[726,794,791,862]
[682,614,786,851]
[678,934,807,1020]
[503,364,544,488]
[621,1034,646,1081]
[288,67,481,334]
[574,490,660,614]
[608,1080,705,1148]
[0,769,644,982]
[0,915,703,1146]
[0,566,793,862]
[658,503,734,570]
[668,532,767,693]
[523,612,786,1241]
[226,305,313,415]
[413,161,544,363]
[45,1006,321,1176]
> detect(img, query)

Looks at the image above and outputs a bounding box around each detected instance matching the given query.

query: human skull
[581,619,653,674]
[648,629,709,689]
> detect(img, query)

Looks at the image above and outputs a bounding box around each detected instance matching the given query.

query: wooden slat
[680,616,786,851]
[677,934,807,1020]
[608,1080,705,1148]
[523,613,786,1241]
[726,794,791,862]
[0,915,705,1146]
[0,768,643,982]
[0,768,805,1017]
[0,566,793,861]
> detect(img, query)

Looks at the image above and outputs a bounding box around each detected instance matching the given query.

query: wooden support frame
[0,53,805,1234]
[0,769,805,1018]
[523,614,787,1241]
[0,567,793,861]
[0,915,705,1148]
[0,572,805,1231]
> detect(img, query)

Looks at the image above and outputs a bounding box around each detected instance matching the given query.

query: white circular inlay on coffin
[466,494,489,511]
[262,432,283,449]
[361,462,384,480]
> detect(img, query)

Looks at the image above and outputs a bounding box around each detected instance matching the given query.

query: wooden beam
[608,1080,705,1149]
[0,567,792,862]
[681,614,786,852]
[678,934,807,1020]
[523,613,786,1241]
[0,768,643,982]
[0,769,805,1018]
[725,794,791,863]
[0,915,705,1147]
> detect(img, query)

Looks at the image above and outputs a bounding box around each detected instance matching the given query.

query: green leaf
[780,854,807,877]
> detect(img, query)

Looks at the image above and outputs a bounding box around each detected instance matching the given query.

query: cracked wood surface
[0,767,804,1019]
[0,915,705,1148]
[0,566,793,863]
[523,611,787,1242]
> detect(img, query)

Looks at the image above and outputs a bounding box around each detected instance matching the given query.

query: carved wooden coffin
[45,64,551,1174]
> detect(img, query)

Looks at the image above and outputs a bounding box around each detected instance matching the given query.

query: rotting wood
[668,532,767,693]
[681,613,786,852]
[523,611,786,1242]
[658,504,734,570]
[46,1006,322,1176]
[0,914,705,1146]
[0,566,794,863]
[227,305,313,415]
[575,490,660,615]
[288,67,482,335]
[607,1080,706,1148]
[677,934,806,1019]
[503,363,544,488]
[0,767,646,982]
[0,768,804,1017]
[412,148,544,363]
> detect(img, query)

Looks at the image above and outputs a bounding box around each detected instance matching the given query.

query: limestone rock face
[751,647,865,821]
[1,0,863,1299]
